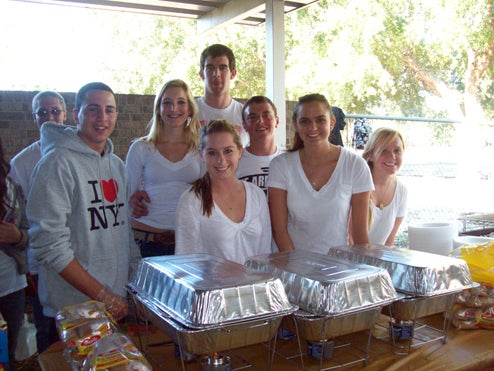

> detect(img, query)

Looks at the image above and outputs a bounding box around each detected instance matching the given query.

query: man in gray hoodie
[27,82,140,340]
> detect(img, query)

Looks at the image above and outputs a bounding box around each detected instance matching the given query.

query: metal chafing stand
[245,250,398,370]
[127,254,297,371]
[328,244,477,354]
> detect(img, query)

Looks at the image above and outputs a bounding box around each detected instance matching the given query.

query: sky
[0,0,145,92]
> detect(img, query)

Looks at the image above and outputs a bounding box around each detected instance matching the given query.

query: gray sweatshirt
[27,122,140,317]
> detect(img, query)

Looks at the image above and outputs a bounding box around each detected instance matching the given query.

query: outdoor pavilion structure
[10,0,320,148]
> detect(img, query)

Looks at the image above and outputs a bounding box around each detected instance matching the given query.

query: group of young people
[0,43,407,369]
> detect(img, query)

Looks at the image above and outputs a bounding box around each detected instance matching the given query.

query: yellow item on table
[456,241,494,285]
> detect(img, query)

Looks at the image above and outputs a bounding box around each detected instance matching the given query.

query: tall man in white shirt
[196,44,249,146]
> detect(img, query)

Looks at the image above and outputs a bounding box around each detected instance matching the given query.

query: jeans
[137,240,175,258]
[0,288,25,370]
[28,294,58,354]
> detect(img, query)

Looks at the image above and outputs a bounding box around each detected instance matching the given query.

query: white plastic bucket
[408,222,457,256]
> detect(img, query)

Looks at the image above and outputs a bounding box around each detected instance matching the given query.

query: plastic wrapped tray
[328,244,474,296]
[128,254,296,328]
[244,250,397,316]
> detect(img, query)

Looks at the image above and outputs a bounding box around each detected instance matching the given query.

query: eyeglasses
[35,108,64,117]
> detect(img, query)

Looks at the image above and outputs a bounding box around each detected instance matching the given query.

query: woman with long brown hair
[268,94,374,253]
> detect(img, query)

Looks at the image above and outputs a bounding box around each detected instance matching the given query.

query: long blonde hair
[362,127,405,170]
[363,127,405,227]
[145,79,200,150]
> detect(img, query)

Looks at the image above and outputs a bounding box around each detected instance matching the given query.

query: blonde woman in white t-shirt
[360,127,408,246]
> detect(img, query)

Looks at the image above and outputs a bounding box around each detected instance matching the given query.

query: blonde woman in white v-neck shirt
[126,79,204,257]
[360,127,408,246]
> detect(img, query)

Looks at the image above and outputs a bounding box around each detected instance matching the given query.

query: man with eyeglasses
[26,82,140,348]
[9,90,67,354]
[10,91,67,195]
[196,44,249,146]
[236,96,282,195]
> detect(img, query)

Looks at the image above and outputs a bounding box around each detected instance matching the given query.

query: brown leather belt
[133,228,175,245]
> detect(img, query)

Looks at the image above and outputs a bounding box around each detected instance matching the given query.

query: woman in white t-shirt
[268,94,373,254]
[361,127,408,246]
[175,120,271,264]
[126,79,203,257]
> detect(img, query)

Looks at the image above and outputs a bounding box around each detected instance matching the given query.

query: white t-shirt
[175,181,272,264]
[9,140,41,274]
[368,179,408,245]
[236,146,283,195]
[125,140,204,230]
[268,148,374,254]
[195,96,249,146]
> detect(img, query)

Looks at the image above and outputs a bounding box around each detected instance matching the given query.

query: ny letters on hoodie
[27,122,140,317]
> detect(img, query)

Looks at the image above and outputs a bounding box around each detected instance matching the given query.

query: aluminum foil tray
[244,250,397,316]
[287,308,382,342]
[129,289,285,355]
[128,254,296,328]
[328,244,474,296]
[382,292,458,320]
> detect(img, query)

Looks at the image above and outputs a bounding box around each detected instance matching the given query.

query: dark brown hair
[200,44,236,71]
[241,95,278,122]
[0,137,11,219]
[289,93,334,152]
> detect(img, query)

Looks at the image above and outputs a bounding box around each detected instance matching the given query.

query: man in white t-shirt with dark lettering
[237,95,282,195]
[196,44,249,146]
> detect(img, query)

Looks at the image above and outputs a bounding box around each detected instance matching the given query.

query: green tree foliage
[8,0,494,123]
[283,0,494,122]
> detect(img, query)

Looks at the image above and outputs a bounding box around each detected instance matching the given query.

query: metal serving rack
[373,292,457,355]
[458,213,494,234]
[274,308,381,371]
[128,287,282,371]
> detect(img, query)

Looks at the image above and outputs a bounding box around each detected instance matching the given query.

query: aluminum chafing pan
[282,308,382,342]
[382,292,457,321]
[328,244,474,296]
[128,254,296,329]
[244,250,397,316]
[128,288,291,355]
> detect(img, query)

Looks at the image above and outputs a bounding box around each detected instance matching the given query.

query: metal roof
[11,0,319,30]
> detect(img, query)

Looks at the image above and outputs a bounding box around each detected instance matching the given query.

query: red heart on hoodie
[101,179,119,202]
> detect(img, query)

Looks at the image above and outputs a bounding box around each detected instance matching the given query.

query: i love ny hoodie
[27,122,140,317]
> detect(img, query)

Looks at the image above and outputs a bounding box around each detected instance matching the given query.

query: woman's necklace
[374,176,394,210]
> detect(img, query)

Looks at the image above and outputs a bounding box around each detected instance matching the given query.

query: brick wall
[1,90,155,162]
[1,90,295,162]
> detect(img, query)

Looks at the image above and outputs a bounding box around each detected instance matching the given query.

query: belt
[133,228,175,245]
